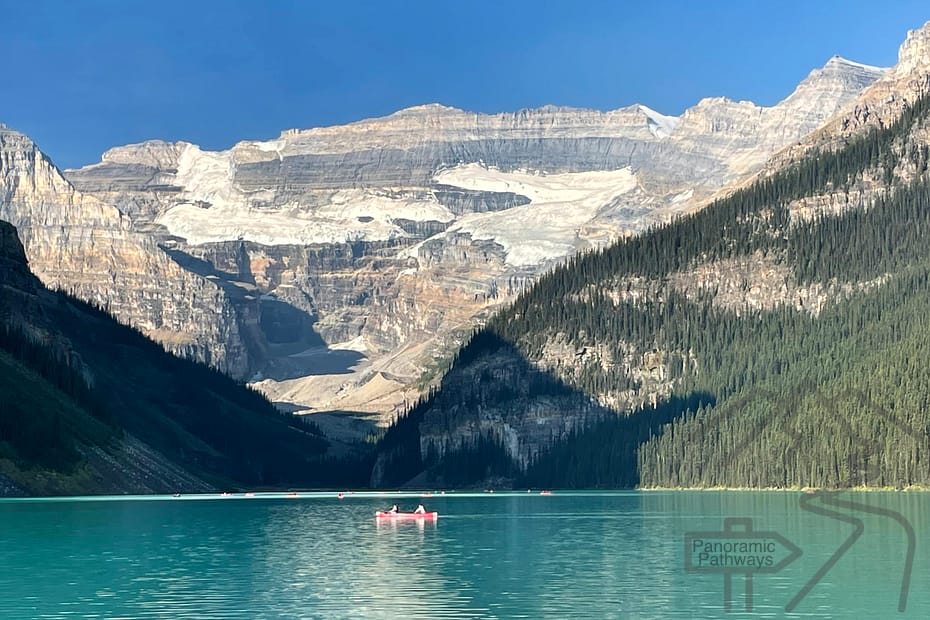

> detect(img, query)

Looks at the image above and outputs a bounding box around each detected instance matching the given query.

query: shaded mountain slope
[0,219,365,496]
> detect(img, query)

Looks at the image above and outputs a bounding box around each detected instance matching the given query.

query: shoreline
[640,485,930,492]
[7,485,930,500]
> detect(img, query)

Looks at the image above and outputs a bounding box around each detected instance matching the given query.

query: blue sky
[2,1,929,169]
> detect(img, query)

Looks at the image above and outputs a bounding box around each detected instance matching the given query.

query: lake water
[0,490,927,618]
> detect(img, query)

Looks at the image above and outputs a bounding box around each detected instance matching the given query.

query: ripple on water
[0,492,929,617]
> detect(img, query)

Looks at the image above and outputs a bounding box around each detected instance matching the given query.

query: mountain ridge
[45,48,887,441]
[766,21,930,172]
[4,26,913,447]
[77,53,886,165]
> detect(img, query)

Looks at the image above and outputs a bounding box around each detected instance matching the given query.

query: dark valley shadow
[260,346,366,380]
[520,391,714,488]
[160,243,366,380]
[372,330,713,489]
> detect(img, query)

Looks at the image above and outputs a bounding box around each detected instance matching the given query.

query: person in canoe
[414,504,426,514]
[389,504,398,513]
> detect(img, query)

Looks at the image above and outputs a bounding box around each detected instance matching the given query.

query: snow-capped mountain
[20,49,886,437]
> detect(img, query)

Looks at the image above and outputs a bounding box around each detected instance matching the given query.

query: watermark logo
[680,382,919,613]
[788,489,914,614]
[685,517,801,612]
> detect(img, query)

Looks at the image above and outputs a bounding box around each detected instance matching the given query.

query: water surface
[0,491,926,618]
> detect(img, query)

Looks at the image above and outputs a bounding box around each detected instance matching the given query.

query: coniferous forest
[375,92,930,489]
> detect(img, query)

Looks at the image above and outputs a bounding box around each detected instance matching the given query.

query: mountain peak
[0,123,29,139]
[897,20,930,75]
[786,55,886,103]
[822,55,887,74]
[98,140,192,169]
[391,103,465,116]
[693,96,742,108]
[801,55,887,85]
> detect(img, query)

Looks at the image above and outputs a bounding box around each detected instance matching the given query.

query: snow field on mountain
[156,146,455,246]
[434,163,639,266]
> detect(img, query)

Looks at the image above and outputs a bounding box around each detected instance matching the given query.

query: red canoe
[375,511,438,520]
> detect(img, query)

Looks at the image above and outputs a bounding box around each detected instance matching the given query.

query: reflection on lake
[0,491,927,618]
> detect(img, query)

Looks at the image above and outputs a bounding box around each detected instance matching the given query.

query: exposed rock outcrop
[770,24,930,168]
[0,127,256,377]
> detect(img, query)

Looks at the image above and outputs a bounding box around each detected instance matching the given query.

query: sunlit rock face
[50,54,884,436]
[0,126,254,378]
[770,22,930,169]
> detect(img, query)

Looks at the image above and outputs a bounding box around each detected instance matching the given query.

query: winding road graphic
[790,491,915,613]
[682,382,922,612]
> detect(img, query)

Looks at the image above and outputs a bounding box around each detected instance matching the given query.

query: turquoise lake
[0,490,927,618]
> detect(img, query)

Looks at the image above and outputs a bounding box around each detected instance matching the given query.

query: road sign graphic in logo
[685,517,802,612]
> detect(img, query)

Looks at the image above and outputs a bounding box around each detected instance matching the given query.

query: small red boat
[375,511,438,520]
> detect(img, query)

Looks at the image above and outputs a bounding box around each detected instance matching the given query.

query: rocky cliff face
[57,52,886,439]
[416,344,611,471]
[0,127,255,377]
[770,25,930,169]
